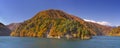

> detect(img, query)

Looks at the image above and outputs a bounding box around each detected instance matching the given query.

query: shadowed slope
[0,23,11,36]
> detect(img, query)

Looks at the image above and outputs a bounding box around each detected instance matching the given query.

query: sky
[0,0,120,26]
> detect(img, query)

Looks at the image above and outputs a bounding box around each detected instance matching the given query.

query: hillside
[109,26,120,36]
[10,9,112,39]
[0,23,11,36]
[86,22,112,35]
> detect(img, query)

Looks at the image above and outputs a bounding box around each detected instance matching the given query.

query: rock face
[0,23,11,36]
[10,9,112,39]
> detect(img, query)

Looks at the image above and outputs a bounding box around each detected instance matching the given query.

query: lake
[0,36,120,48]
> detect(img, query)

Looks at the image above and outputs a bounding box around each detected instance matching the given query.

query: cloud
[83,19,111,25]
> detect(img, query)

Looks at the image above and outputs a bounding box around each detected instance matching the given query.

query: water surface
[0,36,120,48]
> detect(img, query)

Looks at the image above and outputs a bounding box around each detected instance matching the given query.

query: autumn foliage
[10,9,112,39]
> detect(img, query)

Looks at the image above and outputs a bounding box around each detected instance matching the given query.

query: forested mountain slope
[10,9,112,39]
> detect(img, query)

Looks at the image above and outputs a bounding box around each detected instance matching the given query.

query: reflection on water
[0,36,120,48]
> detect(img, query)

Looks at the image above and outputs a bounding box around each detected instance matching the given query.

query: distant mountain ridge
[7,23,21,31]
[0,23,11,36]
[10,9,112,39]
[86,22,112,35]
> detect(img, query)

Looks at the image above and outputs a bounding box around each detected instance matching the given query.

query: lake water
[0,36,120,48]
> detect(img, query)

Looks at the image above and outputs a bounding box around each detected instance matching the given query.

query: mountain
[0,23,11,36]
[109,26,120,36]
[86,22,112,35]
[10,9,112,39]
[7,23,21,31]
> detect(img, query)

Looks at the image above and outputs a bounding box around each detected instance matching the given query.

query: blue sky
[0,0,120,26]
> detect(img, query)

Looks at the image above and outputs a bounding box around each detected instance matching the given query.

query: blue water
[0,36,120,48]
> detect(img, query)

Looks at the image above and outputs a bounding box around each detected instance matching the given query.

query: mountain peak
[42,9,64,12]
[33,9,75,20]
[11,9,112,39]
[31,9,85,23]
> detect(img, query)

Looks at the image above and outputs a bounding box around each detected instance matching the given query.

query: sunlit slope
[11,9,111,39]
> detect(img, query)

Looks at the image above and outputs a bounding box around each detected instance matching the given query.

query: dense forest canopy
[10,9,112,39]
